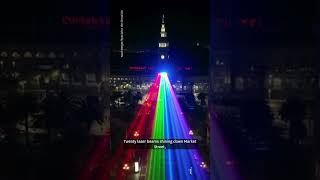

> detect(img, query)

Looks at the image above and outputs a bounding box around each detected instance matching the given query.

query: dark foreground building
[210,0,319,179]
[0,15,110,180]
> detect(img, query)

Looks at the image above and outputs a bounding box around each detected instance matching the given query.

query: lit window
[216,59,224,65]
[235,77,244,90]
[48,52,56,59]
[58,53,65,58]
[36,52,46,58]
[159,43,167,48]
[63,64,69,69]
[273,78,282,90]
[24,52,33,58]
[0,51,8,57]
[12,52,21,58]
[161,55,165,59]
[161,25,166,32]
[161,33,166,37]
[86,74,96,83]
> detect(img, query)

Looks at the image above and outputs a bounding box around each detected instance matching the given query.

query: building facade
[0,43,111,137]
[110,15,209,106]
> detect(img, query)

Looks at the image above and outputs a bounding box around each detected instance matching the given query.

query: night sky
[0,0,110,43]
[213,0,318,47]
[112,0,317,50]
[0,0,317,46]
[111,0,210,51]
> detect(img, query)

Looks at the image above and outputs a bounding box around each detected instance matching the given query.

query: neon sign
[62,16,110,27]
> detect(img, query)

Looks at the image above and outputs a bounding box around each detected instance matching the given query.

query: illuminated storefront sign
[62,16,110,26]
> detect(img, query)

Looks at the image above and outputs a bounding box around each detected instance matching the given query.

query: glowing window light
[161,25,166,32]
[159,43,167,48]
[1,51,8,57]
[161,55,165,59]
[134,161,139,173]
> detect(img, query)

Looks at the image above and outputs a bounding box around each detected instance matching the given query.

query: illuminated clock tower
[158,14,170,62]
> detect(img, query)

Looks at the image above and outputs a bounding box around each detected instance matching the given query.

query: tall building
[158,14,170,62]
[110,14,209,100]
[157,14,172,74]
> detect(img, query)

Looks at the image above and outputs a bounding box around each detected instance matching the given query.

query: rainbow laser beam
[147,73,166,180]
[147,73,208,179]
[79,73,210,180]
[209,105,242,180]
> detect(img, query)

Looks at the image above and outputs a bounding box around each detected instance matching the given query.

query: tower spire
[162,14,165,24]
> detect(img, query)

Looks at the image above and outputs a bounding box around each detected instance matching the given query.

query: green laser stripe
[147,76,165,180]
